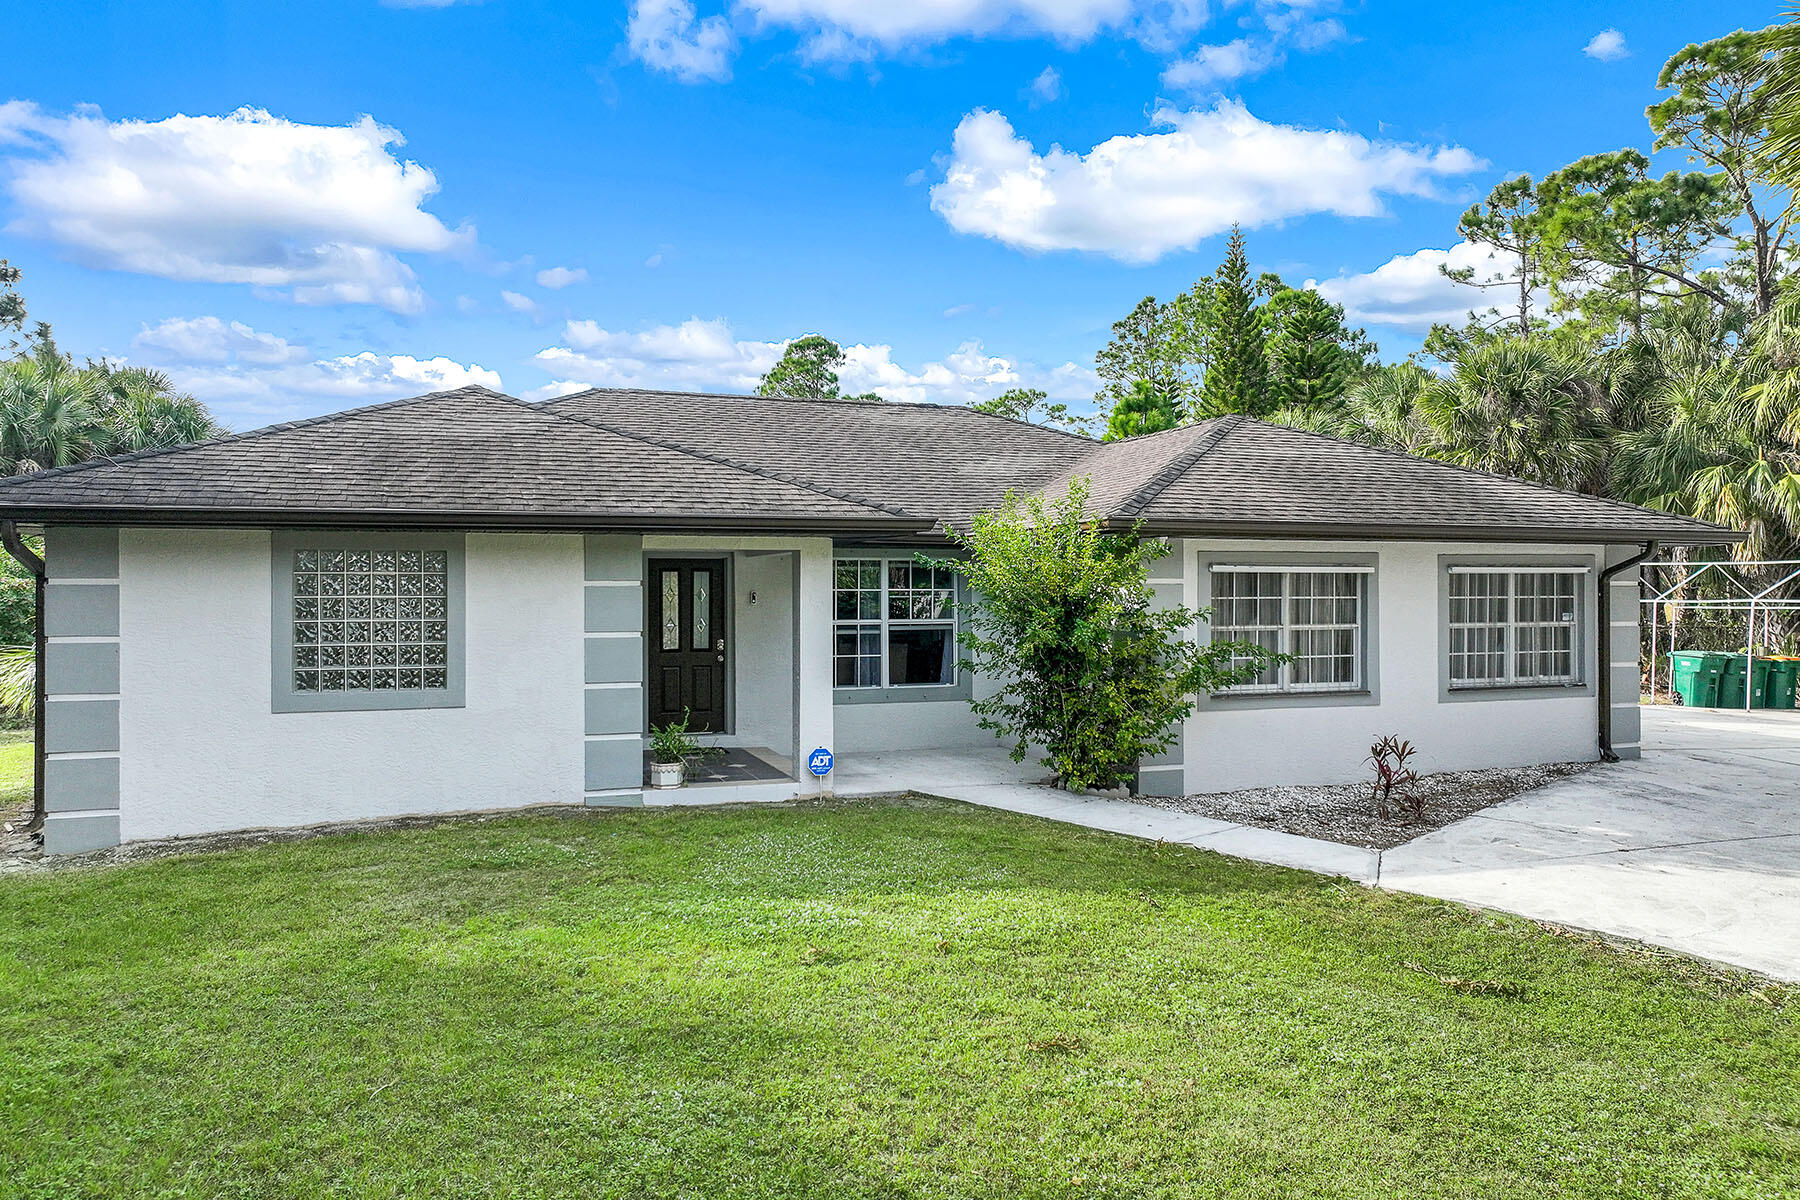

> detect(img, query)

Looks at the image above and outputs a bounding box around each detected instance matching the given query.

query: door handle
[715,638,725,663]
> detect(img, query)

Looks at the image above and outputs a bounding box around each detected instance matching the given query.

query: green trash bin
[1765,658,1800,710]
[1719,655,1772,709]
[1668,651,1725,707]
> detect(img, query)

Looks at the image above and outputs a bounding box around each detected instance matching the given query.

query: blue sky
[0,0,1778,428]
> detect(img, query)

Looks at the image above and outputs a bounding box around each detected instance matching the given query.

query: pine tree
[1197,226,1269,416]
[1093,297,1192,418]
[1103,379,1179,441]
[1266,288,1355,409]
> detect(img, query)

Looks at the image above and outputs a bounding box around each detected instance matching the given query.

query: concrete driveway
[1382,705,1800,981]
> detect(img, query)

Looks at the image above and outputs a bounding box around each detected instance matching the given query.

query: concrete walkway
[835,748,1383,881]
[837,707,1800,981]
[1383,706,1800,981]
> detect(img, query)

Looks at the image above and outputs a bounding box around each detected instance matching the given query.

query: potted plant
[648,709,706,789]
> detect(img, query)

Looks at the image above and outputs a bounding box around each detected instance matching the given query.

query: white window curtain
[1208,567,1369,694]
[1447,569,1583,688]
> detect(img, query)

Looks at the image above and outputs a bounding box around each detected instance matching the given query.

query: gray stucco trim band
[1136,765,1185,798]
[583,535,645,803]
[45,755,120,813]
[44,582,120,638]
[41,811,121,855]
[42,527,123,855]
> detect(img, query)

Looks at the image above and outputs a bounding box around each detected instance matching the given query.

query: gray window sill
[1210,688,1371,702]
[834,681,970,705]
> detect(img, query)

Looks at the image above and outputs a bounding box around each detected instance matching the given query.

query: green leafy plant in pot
[648,709,708,788]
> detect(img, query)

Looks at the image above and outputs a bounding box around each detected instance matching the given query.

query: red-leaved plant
[1369,735,1422,821]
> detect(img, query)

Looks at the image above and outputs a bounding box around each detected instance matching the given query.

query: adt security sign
[807,747,834,777]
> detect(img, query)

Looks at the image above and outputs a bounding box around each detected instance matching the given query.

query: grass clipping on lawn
[0,796,1794,1200]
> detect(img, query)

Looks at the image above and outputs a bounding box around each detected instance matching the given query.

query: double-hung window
[1447,568,1583,688]
[834,557,956,689]
[1209,566,1370,694]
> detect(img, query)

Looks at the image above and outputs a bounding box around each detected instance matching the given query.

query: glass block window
[1448,569,1582,688]
[274,534,463,713]
[1209,567,1368,695]
[834,556,956,688]
[292,547,450,694]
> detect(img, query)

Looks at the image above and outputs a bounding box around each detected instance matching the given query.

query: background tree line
[1084,14,1800,656]
[1089,225,1378,440]
[0,265,226,716]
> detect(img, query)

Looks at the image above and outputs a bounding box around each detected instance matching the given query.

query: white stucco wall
[833,676,1003,752]
[732,552,795,754]
[834,537,1614,786]
[1181,538,1605,791]
[118,529,585,840]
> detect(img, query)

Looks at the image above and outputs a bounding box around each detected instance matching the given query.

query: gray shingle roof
[543,387,1093,527]
[1104,416,1730,544]
[0,386,926,532]
[0,384,1736,545]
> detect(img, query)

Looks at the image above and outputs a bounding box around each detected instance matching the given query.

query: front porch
[583,533,837,807]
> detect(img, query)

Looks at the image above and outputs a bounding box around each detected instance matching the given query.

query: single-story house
[0,384,1734,854]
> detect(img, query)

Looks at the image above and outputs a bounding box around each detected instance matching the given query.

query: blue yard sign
[807,747,834,777]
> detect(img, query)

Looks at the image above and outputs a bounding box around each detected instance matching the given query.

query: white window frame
[1208,565,1372,696]
[1446,566,1586,690]
[833,556,958,690]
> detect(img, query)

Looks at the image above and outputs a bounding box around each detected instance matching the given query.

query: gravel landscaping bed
[1135,761,1596,849]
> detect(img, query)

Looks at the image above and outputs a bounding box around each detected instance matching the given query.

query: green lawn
[1,799,1794,1199]
[0,729,31,814]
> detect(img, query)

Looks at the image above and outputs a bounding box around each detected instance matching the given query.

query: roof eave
[0,505,933,536]
[1116,518,1743,546]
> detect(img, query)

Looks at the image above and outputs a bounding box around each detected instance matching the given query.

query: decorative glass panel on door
[692,569,711,649]
[661,570,680,651]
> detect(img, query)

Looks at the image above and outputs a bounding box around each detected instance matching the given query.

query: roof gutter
[1597,541,1658,764]
[1112,518,1738,547]
[0,508,934,536]
[0,522,44,830]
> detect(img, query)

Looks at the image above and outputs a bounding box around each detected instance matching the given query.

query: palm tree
[1413,340,1613,493]
[90,365,222,455]
[0,345,226,722]
[1269,361,1433,449]
[0,352,105,474]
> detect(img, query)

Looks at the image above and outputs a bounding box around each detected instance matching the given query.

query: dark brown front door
[647,559,728,732]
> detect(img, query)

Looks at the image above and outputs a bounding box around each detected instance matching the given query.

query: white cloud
[1026,66,1063,105]
[943,303,976,318]
[539,317,781,393]
[533,316,1095,405]
[535,265,589,289]
[644,252,664,268]
[629,0,737,82]
[127,315,502,426]
[929,101,1485,263]
[1158,1,1350,92]
[1583,28,1628,62]
[741,0,1135,52]
[501,289,541,317]
[1310,240,1528,332]
[0,103,470,314]
[133,316,308,366]
[628,0,1212,79]
[1161,38,1279,90]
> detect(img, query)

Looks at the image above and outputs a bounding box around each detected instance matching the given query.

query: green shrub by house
[931,478,1278,792]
